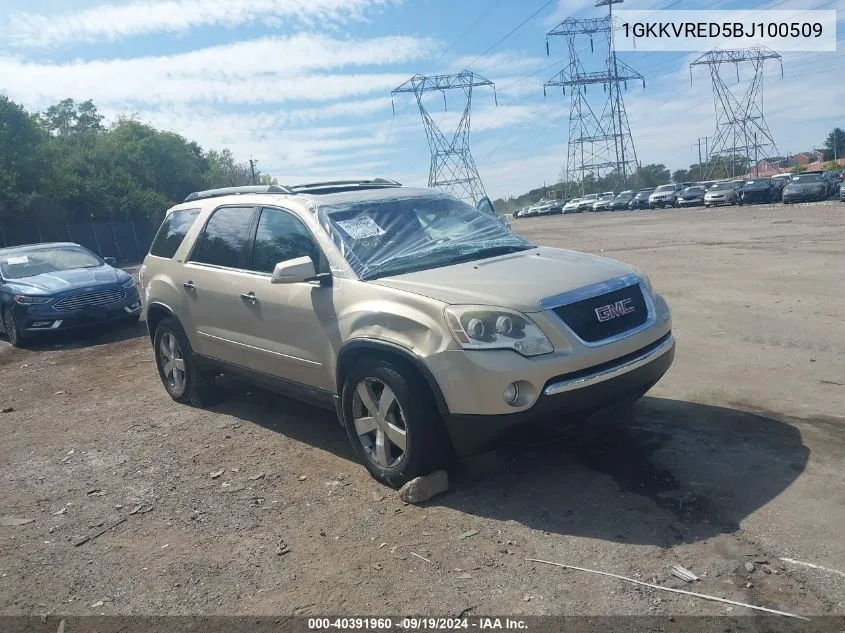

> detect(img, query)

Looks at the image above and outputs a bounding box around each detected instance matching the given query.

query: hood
[5,266,127,295]
[371,247,638,313]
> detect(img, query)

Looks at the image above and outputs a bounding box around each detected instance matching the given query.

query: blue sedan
[0,242,141,347]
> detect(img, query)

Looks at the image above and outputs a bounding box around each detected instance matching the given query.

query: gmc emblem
[595,298,635,322]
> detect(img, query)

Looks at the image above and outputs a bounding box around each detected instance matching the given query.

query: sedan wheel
[3,309,25,348]
[352,378,407,469]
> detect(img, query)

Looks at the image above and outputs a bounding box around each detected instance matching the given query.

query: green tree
[0,96,46,219]
[40,98,104,136]
[672,169,691,183]
[206,149,277,187]
[822,127,845,161]
[630,164,670,188]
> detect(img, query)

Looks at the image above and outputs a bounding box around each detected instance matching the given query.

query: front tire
[3,309,26,348]
[153,318,218,407]
[342,357,449,488]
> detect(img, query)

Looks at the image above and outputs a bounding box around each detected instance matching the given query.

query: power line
[442,0,502,56]
[465,0,557,69]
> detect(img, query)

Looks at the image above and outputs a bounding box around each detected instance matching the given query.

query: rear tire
[341,357,449,488]
[153,318,219,407]
[3,309,26,349]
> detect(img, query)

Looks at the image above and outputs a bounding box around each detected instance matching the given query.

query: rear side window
[190,206,255,269]
[149,208,200,258]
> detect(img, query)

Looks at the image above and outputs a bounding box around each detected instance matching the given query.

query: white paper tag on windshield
[336,217,386,240]
[5,256,28,265]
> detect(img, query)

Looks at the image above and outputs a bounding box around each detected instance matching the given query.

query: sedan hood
[371,247,638,313]
[5,266,126,295]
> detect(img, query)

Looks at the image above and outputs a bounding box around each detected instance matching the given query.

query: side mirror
[103,257,117,266]
[271,256,317,284]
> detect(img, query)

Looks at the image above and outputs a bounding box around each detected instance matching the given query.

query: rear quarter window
[149,208,201,258]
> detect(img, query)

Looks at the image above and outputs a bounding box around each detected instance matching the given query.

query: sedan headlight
[444,306,553,357]
[13,295,53,305]
[121,277,137,288]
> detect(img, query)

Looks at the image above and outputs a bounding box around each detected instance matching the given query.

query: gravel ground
[1,201,843,618]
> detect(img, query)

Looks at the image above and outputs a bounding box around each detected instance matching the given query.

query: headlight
[121,277,136,288]
[13,295,53,305]
[444,306,553,357]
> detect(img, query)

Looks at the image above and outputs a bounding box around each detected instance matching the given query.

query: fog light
[32,321,52,328]
[503,382,519,406]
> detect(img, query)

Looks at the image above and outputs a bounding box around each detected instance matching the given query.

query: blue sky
[1,0,843,199]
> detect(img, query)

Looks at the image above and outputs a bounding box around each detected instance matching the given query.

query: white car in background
[563,198,583,213]
[592,191,616,211]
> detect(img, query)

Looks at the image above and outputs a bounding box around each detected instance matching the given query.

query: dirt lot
[1,202,844,618]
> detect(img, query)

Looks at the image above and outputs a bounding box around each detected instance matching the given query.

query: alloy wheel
[351,377,407,468]
[159,332,186,396]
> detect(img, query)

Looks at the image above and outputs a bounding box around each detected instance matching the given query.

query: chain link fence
[0,218,159,265]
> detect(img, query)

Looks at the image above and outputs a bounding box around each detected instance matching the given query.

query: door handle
[240,292,258,305]
[183,281,196,291]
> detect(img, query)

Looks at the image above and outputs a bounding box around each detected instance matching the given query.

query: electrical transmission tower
[545,0,644,197]
[391,71,496,204]
[690,47,783,179]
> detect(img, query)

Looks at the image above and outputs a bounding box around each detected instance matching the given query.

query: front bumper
[741,191,770,203]
[704,196,732,206]
[15,288,141,335]
[783,190,825,202]
[677,197,703,206]
[445,333,675,455]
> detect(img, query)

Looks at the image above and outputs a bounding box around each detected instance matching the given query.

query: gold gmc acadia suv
[139,180,675,487]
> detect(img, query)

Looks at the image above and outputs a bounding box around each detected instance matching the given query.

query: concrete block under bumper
[445,332,675,456]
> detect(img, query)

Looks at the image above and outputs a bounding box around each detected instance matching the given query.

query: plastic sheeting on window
[315,191,532,280]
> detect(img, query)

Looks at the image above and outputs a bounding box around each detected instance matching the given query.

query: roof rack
[183,184,293,202]
[288,178,402,195]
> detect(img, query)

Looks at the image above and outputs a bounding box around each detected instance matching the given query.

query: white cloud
[5,0,400,47]
[0,33,433,107]
[450,51,549,76]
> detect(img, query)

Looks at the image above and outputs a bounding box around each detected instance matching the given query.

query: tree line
[0,96,275,228]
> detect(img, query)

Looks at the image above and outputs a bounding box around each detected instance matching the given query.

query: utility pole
[753,132,758,177]
[249,157,257,185]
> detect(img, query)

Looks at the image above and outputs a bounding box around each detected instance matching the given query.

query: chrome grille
[53,289,126,311]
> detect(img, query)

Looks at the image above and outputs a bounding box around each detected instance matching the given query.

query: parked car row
[512,170,843,218]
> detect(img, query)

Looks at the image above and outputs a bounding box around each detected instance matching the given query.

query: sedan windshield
[318,193,533,279]
[0,245,102,280]
[710,182,734,190]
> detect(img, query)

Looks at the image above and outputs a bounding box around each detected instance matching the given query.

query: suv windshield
[319,193,533,280]
[654,185,675,192]
[0,245,102,280]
